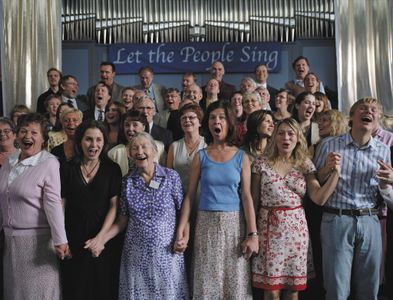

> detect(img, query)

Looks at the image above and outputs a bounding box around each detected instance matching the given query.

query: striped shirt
[313,132,391,209]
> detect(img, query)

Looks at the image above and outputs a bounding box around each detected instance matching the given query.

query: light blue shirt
[314,132,391,209]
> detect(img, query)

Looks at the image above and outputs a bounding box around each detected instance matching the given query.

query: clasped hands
[84,235,106,258]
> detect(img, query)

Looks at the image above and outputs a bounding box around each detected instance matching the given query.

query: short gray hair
[128,131,158,154]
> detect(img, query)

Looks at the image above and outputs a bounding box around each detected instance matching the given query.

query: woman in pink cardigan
[0,113,69,300]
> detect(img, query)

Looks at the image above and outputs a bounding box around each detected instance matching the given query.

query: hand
[241,236,259,259]
[377,160,393,187]
[173,223,189,254]
[325,152,341,173]
[84,235,105,258]
[55,243,71,260]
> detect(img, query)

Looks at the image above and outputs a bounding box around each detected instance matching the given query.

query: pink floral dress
[251,156,315,291]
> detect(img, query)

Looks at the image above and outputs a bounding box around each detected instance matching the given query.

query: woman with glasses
[0,118,17,168]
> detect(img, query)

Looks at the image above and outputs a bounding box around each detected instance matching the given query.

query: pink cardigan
[0,151,67,245]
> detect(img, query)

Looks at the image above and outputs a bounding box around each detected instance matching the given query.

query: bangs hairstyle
[276,89,295,105]
[202,100,237,145]
[244,110,274,151]
[0,117,16,133]
[118,110,149,144]
[318,109,348,137]
[314,92,329,112]
[73,120,109,163]
[265,118,309,168]
[17,113,50,148]
[128,131,158,155]
[349,96,383,128]
[60,107,83,124]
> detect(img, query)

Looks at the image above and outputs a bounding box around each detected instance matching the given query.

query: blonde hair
[349,97,383,127]
[265,118,309,168]
[60,107,83,123]
[318,109,348,137]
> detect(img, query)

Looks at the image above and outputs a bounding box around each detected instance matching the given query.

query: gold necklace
[185,137,200,154]
[81,160,100,178]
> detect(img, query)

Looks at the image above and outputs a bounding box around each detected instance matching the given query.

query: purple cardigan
[0,150,67,245]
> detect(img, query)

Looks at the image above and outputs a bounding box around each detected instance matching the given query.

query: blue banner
[109,42,281,74]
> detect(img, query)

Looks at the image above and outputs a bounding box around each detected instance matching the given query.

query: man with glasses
[135,96,172,151]
[59,75,89,113]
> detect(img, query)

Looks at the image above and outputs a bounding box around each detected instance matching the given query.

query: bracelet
[247,232,259,237]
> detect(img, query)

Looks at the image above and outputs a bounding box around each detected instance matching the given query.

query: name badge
[149,180,160,189]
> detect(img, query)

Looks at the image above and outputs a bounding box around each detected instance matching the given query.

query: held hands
[173,223,190,254]
[84,235,105,258]
[241,235,259,259]
[55,243,71,260]
[326,152,341,174]
[377,160,393,188]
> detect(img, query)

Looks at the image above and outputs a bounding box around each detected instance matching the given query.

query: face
[185,85,202,102]
[12,112,28,126]
[258,114,274,137]
[47,98,61,117]
[100,65,115,86]
[257,89,270,108]
[95,83,111,109]
[0,123,16,149]
[304,74,318,93]
[255,65,268,83]
[351,101,380,133]
[211,62,225,81]
[17,122,45,159]
[62,77,78,98]
[315,99,325,113]
[297,95,316,122]
[47,70,61,87]
[136,99,155,123]
[182,75,195,89]
[139,70,153,88]
[81,128,104,161]
[317,114,332,138]
[231,93,243,117]
[129,136,156,168]
[180,110,201,133]
[294,59,310,80]
[243,95,262,115]
[275,92,288,110]
[206,79,220,95]
[123,119,145,142]
[208,108,228,141]
[62,112,81,138]
[122,89,135,110]
[240,80,255,94]
[165,91,181,111]
[276,123,298,156]
[105,104,121,124]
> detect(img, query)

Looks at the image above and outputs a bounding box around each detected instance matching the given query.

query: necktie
[67,99,74,107]
[98,110,104,122]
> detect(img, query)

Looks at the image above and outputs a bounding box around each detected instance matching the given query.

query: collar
[9,149,51,168]
[95,106,105,113]
[130,163,167,178]
[344,131,376,149]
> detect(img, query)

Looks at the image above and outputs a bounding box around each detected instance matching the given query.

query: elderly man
[86,61,124,109]
[314,97,393,300]
[135,96,173,151]
[133,66,167,114]
[36,68,62,114]
[183,84,203,104]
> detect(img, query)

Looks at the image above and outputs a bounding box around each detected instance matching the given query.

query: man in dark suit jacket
[255,64,279,111]
[134,95,172,151]
[202,61,236,102]
[83,82,111,122]
[36,68,62,114]
[86,61,124,110]
[59,75,89,113]
[133,66,167,115]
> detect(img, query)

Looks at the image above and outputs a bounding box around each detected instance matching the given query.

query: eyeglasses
[0,129,12,135]
[137,106,154,111]
[180,115,198,121]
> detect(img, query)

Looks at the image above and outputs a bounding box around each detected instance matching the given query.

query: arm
[166,144,174,169]
[174,153,201,253]
[377,160,393,209]
[240,154,259,258]
[307,157,340,206]
[84,195,118,255]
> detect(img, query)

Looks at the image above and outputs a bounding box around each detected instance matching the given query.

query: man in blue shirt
[314,97,393,300]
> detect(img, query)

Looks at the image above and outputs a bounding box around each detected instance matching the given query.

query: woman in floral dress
[251,118,340,300]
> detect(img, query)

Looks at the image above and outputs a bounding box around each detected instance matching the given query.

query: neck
[50,85,59,93]
[300,119,311,129]
[258,138,268,152]
[96,105,105,110]
[83,157,99,166]
[0,143,16,153]
[351,129,372,147]
[139,163,155,182]
[184,131,200,141]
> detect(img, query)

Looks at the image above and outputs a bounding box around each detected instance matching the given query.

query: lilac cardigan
[0,151,67,245]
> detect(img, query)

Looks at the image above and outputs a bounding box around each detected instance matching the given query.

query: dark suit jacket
[150,124,173,152]
[267,84,279,111]
[86,81,124,110]
[133,83,167,113]
[36,88,56,114]
[202,80,236,102]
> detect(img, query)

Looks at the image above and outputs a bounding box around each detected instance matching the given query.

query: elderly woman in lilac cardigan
[0,113,69,300]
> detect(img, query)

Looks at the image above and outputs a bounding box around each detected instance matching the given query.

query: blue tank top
[198,148,244,212]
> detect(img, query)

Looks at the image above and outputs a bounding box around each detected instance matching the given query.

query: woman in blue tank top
[174,101,259,300]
